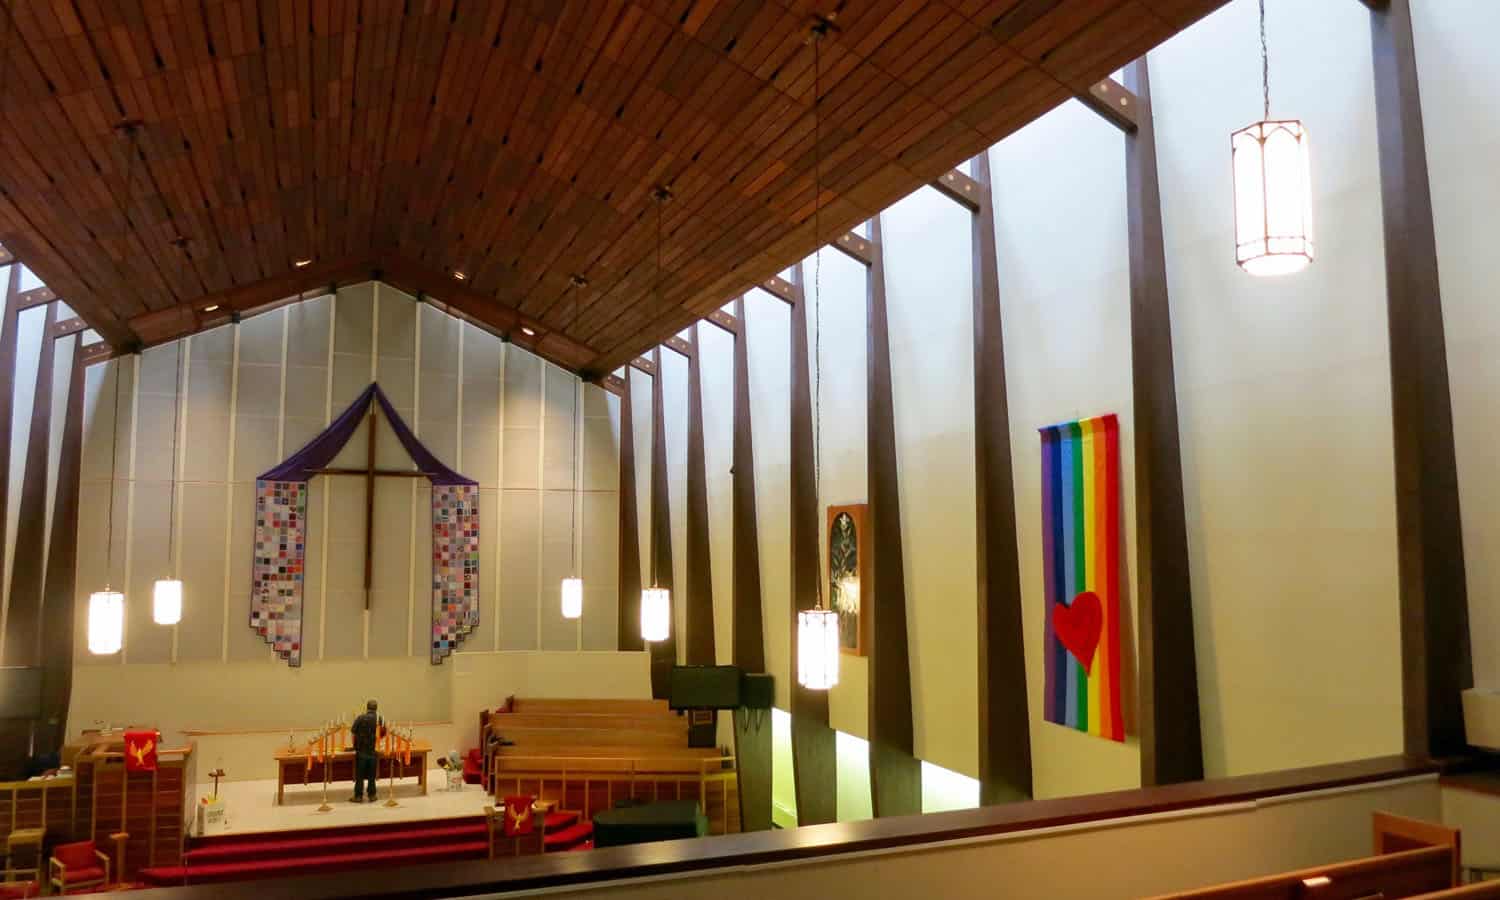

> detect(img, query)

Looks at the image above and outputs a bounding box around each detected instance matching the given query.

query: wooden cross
[309,407,427,609]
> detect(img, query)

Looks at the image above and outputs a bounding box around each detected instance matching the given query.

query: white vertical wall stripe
[171,339,192,664]
[277,307,289,457]
[120,354,140,664]
[365,284,379,660]
[535,364,546,650]
[494,342,506,651]
[408,298,422,658]
[319,294,337,661]
[220,325,241,663]
[574,378,584,650]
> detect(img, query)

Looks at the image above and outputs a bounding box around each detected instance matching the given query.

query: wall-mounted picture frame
[826,503,871,657]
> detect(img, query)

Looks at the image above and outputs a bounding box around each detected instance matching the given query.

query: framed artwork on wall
[826,503,871,657]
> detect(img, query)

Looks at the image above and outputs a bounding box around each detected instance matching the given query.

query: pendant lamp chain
[105,354,123,589]
[1259,0,1270,120]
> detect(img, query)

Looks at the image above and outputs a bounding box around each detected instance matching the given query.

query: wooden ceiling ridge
[0,0,1227,378]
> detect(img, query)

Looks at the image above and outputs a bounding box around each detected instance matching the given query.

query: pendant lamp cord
[1259,0,1270,120]
[811,21,825,614]
[570,281,580,578]
[103,123,139,592]
[650,194,663,589]
[166,339,183,579]
[105,354,123,590]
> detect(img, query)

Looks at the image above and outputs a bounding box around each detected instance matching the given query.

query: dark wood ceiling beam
[932,168,984,212]
[1079,77,1142,133]
[830,230,875,267]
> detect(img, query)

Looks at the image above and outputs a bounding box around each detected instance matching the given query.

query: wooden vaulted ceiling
[0,0,1226,375]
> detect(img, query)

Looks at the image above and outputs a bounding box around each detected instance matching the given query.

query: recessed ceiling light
[520,326,536,337]
[203,304,220,312]
[293,258,312,268]
[453,271,467,281]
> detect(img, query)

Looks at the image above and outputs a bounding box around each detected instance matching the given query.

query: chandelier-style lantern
[795,16,840,692]
[797,608,840,691]
[639,189,673,645]
[1232,0,1313,277]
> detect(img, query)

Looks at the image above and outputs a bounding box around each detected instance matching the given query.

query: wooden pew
[1375,812,1463,887]
[1409,884,1500,899]
[1145,846,1456,900]
[483,698,739,835]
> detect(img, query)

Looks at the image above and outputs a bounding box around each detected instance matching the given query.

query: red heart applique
[1053,591,1103,673]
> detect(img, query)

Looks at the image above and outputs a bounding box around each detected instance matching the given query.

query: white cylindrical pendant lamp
[561,577,584,620]
[797,608,840,691]
[88,590,125,655]
[641,587,671,642]
[153,578,183,626]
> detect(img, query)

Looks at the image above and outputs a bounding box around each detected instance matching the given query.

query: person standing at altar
[350,699,383,803]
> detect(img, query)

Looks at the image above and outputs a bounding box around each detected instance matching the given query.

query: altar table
[273,741,431,805]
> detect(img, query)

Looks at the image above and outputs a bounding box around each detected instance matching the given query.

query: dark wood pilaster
[969,152,1033,804]
[648,347,677,698]
[1125,58,1203,786]
[617,367,644,652]
[1368,0,1472,757]
[789,261,837,825]
[864,217,921,818]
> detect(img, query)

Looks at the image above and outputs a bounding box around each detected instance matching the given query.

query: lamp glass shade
[641,587,671,642]
[797,608,840,690]
[561,576,583,620]
[1232,119,1314,276]
[153,579,183,625]
[88,590,125,655]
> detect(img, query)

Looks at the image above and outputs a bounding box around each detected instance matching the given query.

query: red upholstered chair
[463,748,483,785]
[48,841,109,895]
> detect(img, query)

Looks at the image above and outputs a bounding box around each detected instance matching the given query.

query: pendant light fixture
[90,120,143,655]
[561,273,588,621]
[90,351,127,655]
[796,15,839,692]
[1232,0,1313,276]
[640,186,674,644]
[153,336,185,626]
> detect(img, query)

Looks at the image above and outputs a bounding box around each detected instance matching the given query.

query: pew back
[1145,846,1455,900]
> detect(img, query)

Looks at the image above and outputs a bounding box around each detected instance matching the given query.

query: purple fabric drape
[259,383,476,486]
[251,383,479,667]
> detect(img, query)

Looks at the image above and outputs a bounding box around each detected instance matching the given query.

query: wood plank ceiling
[0,0,1226,374]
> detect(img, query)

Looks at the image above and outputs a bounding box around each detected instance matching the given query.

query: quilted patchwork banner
[249,383,480,667]
[431,483,480,663]
[1040,413,1124,742]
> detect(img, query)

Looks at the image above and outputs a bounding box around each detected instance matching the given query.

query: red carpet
[140,812,592,887]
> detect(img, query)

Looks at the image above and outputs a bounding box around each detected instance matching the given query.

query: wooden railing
[493,754,739,835]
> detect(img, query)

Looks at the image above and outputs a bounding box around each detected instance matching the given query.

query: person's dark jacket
[351,711,382,757]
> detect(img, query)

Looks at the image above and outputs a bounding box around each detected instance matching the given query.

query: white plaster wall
[881,189,980,778]
[1150,0,1401,775]
[744,290,793,710]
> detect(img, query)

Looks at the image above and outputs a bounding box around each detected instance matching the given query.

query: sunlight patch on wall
[771,707,797,828]
[835,730,873,822]
[921,759,980,813]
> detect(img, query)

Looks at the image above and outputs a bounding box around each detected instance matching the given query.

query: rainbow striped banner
[1040,414,1124,742]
